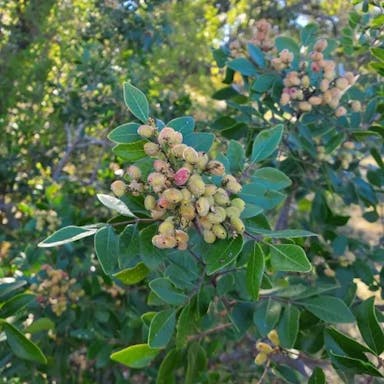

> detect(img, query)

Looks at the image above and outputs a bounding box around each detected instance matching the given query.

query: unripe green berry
[127,165,142,180]
[137,124,156,138]
[212,224,227,239]
[111,180,127,197]
[226,206,241,219]
[179,202,196,220]
[162,188,183,204]
[214,188,230,206]
[158,221,175,235]
[231,198,246,212]
[231,217,245,233]
[203,230,216,244]
[204,184,217,196]
[181,188,192,202]
[144,195,156,210]
[144,142,160,156]
[207,206,226,224]
[223,175,242,194]
[206,160,225,176]
[188,174,205,197]
[183,147,199,164]
[196,197,211,216]
[197,152,209,170]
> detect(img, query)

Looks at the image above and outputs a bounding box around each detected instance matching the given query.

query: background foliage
[0,0,383,383]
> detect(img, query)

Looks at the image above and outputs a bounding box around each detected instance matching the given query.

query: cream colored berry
[254,352,268,365]
[179,202,196,220]
[128,181,144,196]
[206,160,225,176]
[336,77,349,91]
[158,127,177,146]
[256,342,273,354]
[267,330,280,346]
[203,230,216,244]
[158,221,175,236]
[335,106,347,117]
[298,101,312,112]
[226,206,241,219]
[171,144,188,158]
[196,197,211,216]
[280,93,290,106]
[188,174,205,197]
[111,180,126,197]
[351,100,362,112]
[212,224,227,239]
[162,188,183,204]
[223,175,242,194]
[198,216,212,230]
[314,39,327,52]
[231,198,245,212]
[144,142,160,156]
[137,124,156,138]
[214,188,230,206]
[175,230,189,250]
[197,152,209,170]
[152,234,177,249]
[127,165,142,180]
[231,217,245,233]
[150,208,166,220]
[183,147,199,164]
[308,96,323,106]
[204,184,218,196]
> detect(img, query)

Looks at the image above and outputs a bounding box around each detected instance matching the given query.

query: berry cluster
[110,124,246,249]
[274,40,359,116]
[31,265,84,316]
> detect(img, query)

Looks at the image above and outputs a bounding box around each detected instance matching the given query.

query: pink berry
[174,167,191,186]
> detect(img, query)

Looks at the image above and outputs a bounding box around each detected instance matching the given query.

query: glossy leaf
[149,278,187,306]
[0,293,35,318]
[251,125,284,163]
[110,344,160,368]
[1,321,47,364]
[113,262,149,285]
[270,244,312,272]
[38,225,99,247]
[97,194,135,217]
[148,309,176,349]
[278,304,300,348]
[112,141,146,162]
[94,226,119,275]
[245,242,264,300]
[300,296,354,323]
[123,82,149,123]
[355,297,384,355]
[107,122,141,143]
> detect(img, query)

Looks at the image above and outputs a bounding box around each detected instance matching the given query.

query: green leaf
[329,352,383,377]
[246,242,264,300]
[0,293,35,318]
[185,342,207,384]
[156,348,182,384]
[113,262,149,285]
[325,327,374,359]
[275,37,300,61]
[148,310,176,349]
[371,48,384,63]
[176,299,197,349]
[149,278,187,306]
[247,43,265,68]
[251,167,292,190]
[249,228,317,238]
[139,224,167,269]
[38,225,99,247]
[203,236,244,275]
[97,194,135,217]
[110,343,160,368]
[253,299,281,336]
[251,125,284,163]
[112,141,146,162]
[300,23,318,46]
[278,304,300,348]
[1,321,47,364]
[240,184,286,211]
[300,296,354,323]
[227,58,258,77]
[123,82,149,123]
[355,297,384,355]
[251,74,280,93]
[308,367,325,384]
[270,244,312,272]
[24,318,55,334]
[183,132,214,153]
[227,140,245,174]
[0,281,27,301]
[167,116,195,135]
[94,226,119,275]
[107,122,141,143]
